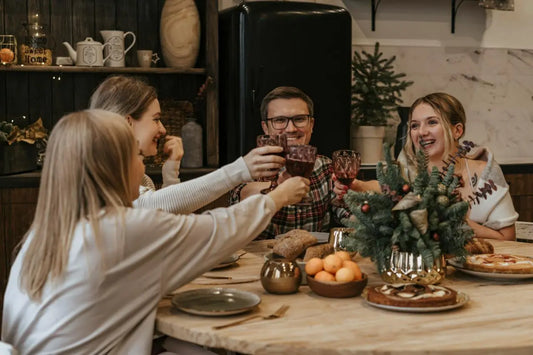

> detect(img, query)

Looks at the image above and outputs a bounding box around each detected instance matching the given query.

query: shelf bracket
[451,0,466,34]
[371,0,382,31]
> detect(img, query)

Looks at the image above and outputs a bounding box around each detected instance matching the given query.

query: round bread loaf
[273,229,317,260]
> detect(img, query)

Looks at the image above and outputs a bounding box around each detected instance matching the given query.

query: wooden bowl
[307,273,368,298]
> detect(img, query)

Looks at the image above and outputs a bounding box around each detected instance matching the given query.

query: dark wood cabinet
[0,0,218,323]
[0,0,218,167]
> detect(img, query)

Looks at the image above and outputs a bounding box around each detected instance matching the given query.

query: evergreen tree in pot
[351,42,413,164]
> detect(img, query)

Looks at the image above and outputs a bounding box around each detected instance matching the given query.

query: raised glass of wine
[332,149,361,206]
[256,134,288,194]
[285,144,317,205]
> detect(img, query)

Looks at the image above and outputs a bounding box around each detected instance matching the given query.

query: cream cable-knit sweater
[134,157,252,214]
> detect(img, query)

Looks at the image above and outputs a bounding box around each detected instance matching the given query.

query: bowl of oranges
[305,251,367,298]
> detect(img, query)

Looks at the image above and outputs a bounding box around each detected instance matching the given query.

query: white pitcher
[100,30,136,67]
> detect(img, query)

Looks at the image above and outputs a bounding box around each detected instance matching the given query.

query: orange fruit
[314,270,335,282]
[305,257,323,276]
[335,250,352,262]
[335,267,356,282]
[323,254,343,274]
[343,260,362,281]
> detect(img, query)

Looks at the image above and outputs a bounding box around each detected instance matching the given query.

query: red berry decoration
[402,184,410,193]
[361,202,370,213]
[433,232,439,241]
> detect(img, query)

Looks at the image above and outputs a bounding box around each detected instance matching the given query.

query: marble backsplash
[354,45,533,164]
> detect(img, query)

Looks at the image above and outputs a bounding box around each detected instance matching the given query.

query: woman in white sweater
[2,110,309,354]
[89,75,285,214]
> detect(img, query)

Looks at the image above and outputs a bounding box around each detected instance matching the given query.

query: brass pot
[260,258,301,294]
[380,249,445,285]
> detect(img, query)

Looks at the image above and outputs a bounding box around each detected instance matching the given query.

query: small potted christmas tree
[341,143,476,285]
[351,42,413,164]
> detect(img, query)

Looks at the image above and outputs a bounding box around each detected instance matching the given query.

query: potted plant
[351,42,413,164]
[341,144,477,285]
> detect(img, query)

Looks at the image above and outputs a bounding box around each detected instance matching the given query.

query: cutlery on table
[212,304,290,330]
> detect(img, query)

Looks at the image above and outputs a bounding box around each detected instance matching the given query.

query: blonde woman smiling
[2,110,309,354]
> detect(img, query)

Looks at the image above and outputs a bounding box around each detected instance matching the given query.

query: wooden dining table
[156,239,533,355]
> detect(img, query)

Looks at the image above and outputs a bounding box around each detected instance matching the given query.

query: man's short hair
[260,86,314,121]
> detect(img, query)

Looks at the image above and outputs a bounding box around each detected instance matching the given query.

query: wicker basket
[144,99,193,167]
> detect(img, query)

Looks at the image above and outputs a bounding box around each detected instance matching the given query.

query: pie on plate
[365,284,458,308]
[462,254,533,274]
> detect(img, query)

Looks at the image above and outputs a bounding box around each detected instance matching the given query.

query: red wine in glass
[256,134,288,194]
[332,150,361,206]
[285,144,317,205]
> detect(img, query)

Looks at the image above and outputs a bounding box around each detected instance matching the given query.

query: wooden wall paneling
[94,0,116,41]
[73,72,98,110]
[3,187,38,267]
[0,190,7,318]
[205,0,218,166]
[28,72,53,128]
[4,0,26,40]
[5,72,29,126]
[51,73,74,127]
[116,0,138,67]
[0,0,5,32]
[50,0,72,58]
[195,0,206,68]
[137,0,160,55]
[72,0,94,46]
[0,72,5,120]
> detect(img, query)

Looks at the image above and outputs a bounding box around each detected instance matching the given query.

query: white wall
[219,0,533,164]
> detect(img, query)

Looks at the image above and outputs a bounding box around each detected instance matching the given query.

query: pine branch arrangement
[351,42,414,126]
[341,144,474,273]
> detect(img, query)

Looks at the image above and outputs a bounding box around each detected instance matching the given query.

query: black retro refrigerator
[219,1,352,164]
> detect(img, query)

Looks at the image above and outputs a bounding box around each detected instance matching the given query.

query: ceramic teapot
[62,37,111,67]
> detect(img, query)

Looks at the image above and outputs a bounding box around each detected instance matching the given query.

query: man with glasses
[230,86,352,239]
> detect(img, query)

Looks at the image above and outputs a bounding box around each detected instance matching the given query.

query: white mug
[137,50,160,68]
[100,30,136,67]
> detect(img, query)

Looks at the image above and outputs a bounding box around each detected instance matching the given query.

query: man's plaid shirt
[229,155,352,239]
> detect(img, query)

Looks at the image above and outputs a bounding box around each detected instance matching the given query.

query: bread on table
[303,243,334,261]
[273,229,317,260]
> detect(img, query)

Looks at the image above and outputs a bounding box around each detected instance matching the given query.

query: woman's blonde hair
[19,109,137,300]
[89,75,157,120]
[403,92,466,164]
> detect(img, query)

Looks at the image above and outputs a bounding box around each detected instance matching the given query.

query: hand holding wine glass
[285,144,317,205]
[256,134,288,194]
[332,150,361,205]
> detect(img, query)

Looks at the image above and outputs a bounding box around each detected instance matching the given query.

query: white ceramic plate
[171,288,261,316]
[211,254,240,270]
[448,258,533,280]
[274,232,329,243]
[363,292,469,313]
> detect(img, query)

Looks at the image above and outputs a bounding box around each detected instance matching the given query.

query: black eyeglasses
[266,114,311,130]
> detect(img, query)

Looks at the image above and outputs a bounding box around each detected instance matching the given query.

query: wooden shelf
[0,65,206,75]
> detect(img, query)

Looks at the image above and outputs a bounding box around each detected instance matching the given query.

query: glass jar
[20,13,53,65]
[0,35,17,65]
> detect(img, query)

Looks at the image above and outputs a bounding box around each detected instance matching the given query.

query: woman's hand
[332,174,349,203]
[163,136,184,162]
[243,146,285,180]
[268,176,310,209]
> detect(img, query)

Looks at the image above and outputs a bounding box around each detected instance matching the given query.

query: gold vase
[380,249,446,285]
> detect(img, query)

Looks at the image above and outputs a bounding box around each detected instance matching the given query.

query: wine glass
[332,150,361,206]
[285,144,317,205]
[256,134,288,194]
